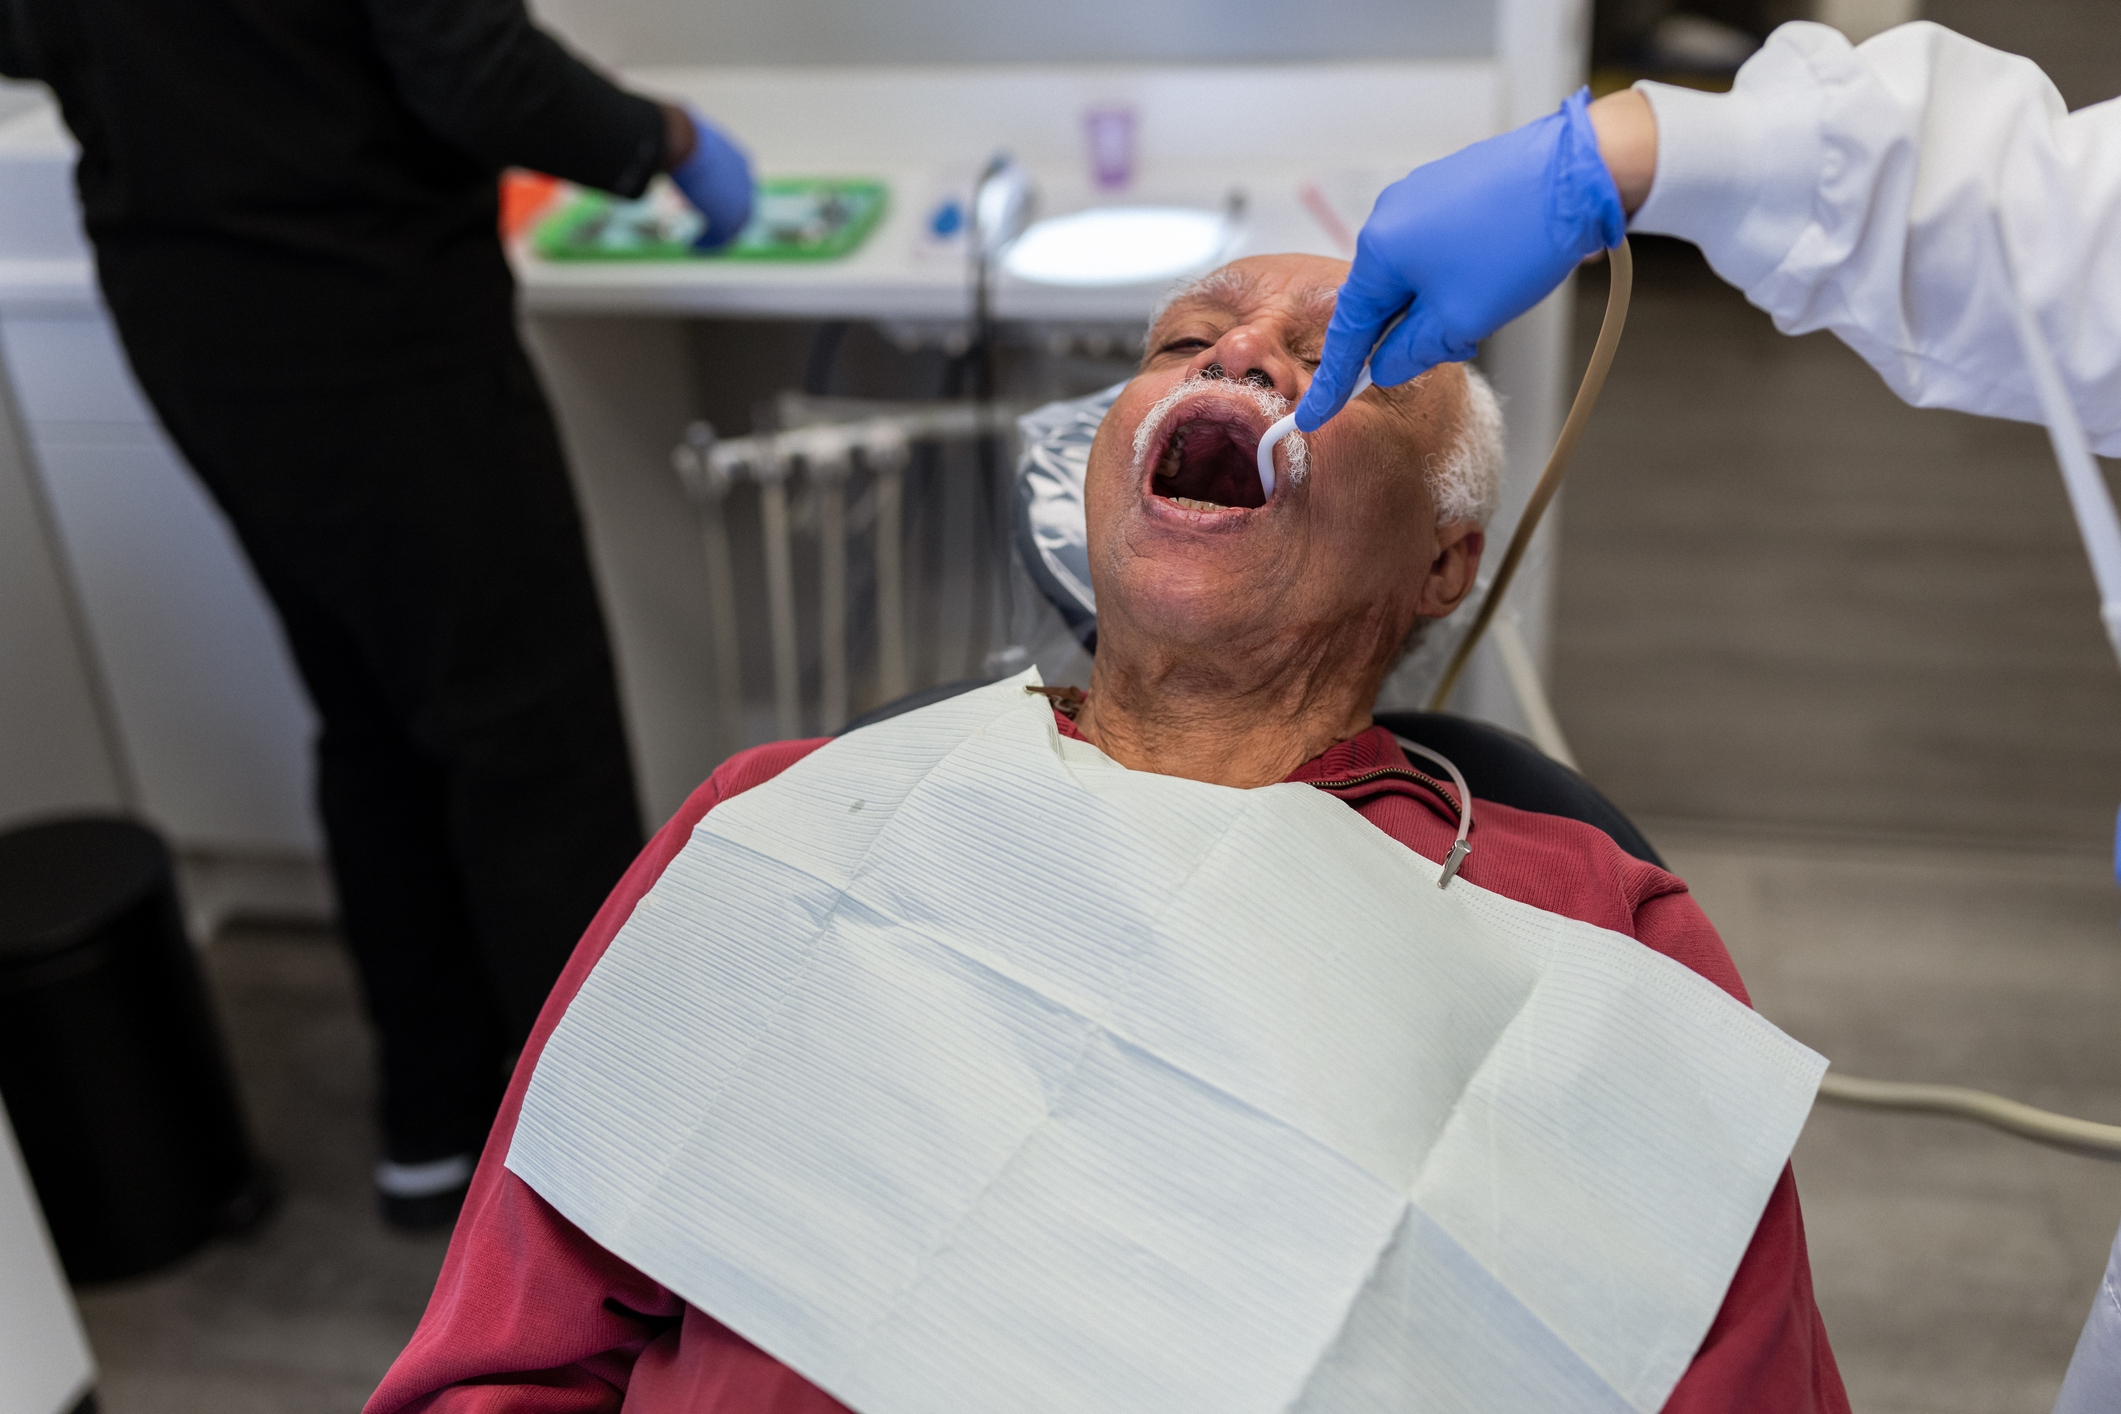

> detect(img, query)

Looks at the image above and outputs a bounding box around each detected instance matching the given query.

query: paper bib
[510,672,1825,1414]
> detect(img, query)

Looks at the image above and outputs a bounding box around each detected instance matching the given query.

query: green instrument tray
[533,177,889,262]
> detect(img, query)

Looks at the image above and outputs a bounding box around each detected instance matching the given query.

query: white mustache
[1131,375,1311,486]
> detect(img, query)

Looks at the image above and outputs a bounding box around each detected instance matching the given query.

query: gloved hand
[668,108,754,251]
[1295,87,1624,432]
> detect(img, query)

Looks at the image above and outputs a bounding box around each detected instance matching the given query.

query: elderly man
[368,255,1846,1413]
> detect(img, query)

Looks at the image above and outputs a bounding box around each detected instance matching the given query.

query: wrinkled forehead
[1147,262,1345,345]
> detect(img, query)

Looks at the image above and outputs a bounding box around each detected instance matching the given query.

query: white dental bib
[509,672,1824,1414]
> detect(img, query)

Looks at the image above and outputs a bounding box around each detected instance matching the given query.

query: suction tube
[756,444,802,740]
[812,433,852,735]
[868,425,912,704]
[1430,240,1634,710]
[1817,1072,2121,1160]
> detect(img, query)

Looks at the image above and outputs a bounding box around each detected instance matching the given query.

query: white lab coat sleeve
[1629,21,2121,456]
[2053,1217,2121,1414]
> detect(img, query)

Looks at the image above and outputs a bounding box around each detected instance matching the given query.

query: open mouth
[1149,414,1268,512]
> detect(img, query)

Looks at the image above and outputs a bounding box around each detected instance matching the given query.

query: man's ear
[1414,523,1484,619]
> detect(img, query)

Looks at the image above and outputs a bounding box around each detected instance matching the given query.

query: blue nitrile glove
[1295,87,1624,432]
[669,109,754,251]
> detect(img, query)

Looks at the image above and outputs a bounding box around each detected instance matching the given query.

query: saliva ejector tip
[1255,411,1297,500]
[1257,364,1375,500]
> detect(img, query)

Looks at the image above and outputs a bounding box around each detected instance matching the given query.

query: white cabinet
[0,107,319,865]
[0,313,319,858]
[0,1098,94,1414]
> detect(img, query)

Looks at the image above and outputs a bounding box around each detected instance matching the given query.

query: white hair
[1428,364,1505,528]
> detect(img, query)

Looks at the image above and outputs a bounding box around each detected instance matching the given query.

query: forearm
[1619,20,2121,451]
[365,0,666,196]
[1589,89,1656,216]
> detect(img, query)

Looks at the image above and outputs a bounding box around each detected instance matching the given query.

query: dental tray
[534,177,889,262]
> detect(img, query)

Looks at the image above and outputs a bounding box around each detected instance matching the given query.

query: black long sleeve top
[0,0,666,380]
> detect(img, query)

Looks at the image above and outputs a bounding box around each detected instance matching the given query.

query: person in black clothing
[0,0,751,1227]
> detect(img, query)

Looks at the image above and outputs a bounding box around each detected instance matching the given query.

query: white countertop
[0,60,1502,320]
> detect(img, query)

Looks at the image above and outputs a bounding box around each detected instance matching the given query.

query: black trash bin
[0,816,271,1282]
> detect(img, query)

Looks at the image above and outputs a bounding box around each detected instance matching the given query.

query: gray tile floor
[68,246,2121,1411]
[1661,828,2121,1414]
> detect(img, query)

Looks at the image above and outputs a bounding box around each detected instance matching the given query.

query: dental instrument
[1254,374,1346,501]
[1254,309,1408,500]
[809,430,854,735]
[968,154,1036,677]
[671,423,747,763]
[755,440,803,741]
[865,426,913,705]
[672,401,1032,753]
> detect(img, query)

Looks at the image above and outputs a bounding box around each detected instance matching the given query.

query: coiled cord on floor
[1816,1071,2121,1160]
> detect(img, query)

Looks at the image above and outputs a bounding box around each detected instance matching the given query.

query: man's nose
[1189,323,1306,401]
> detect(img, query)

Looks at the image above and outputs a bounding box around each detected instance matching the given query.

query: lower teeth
[1171,496,1223,512]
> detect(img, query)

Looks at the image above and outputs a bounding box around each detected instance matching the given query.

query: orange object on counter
[500,170,563,239]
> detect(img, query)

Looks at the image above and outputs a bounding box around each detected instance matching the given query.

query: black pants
[115,319,644,1166]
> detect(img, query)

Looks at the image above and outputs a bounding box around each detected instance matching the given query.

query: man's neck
[1072,650,1379,789]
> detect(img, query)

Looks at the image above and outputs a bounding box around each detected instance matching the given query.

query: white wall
[530,0,1495,70]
